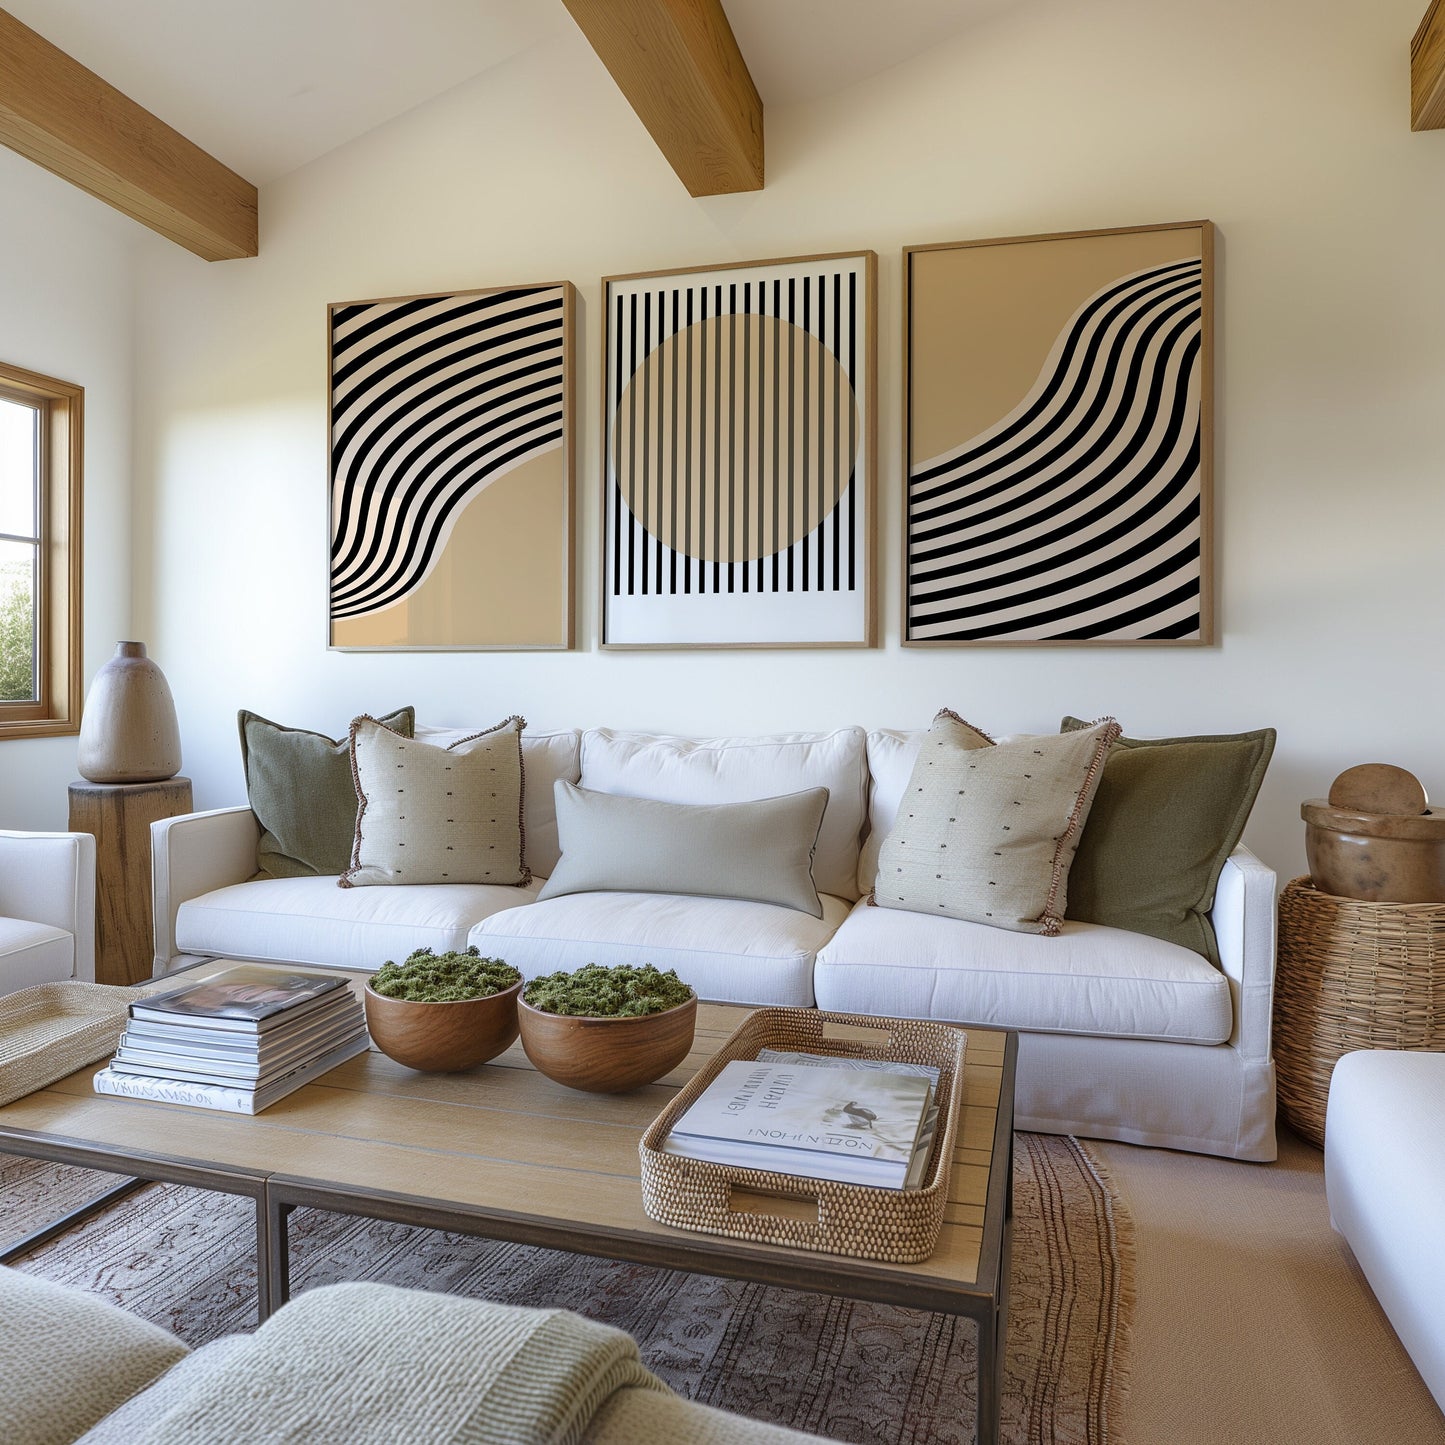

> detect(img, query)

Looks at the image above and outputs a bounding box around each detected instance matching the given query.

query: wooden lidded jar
[1303,764,1445,903]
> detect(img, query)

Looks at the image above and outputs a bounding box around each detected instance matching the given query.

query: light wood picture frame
[601,252,877,649]
[327,282,576,651]
[902,221,1214,646]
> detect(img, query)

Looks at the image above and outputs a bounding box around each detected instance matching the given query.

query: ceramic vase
[76,641,182,783]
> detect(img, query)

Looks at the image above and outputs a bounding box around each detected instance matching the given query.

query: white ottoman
[1325,1049,1445,1412]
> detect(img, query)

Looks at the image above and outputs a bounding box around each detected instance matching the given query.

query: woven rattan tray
[640,1007,967,1263]
[0,981,148,1109]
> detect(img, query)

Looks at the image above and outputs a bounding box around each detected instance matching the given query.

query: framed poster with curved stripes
[601,252,876,648]
[903,221,1213,645]
[328,282,575,650]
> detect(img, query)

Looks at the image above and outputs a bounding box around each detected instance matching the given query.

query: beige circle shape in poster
[613,315,860,564]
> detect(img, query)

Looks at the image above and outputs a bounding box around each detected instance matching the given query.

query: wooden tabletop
[0,963,1014,1307]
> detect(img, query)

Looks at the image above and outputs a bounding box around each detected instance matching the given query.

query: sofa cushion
[239,705,415,879]
[874,713,1119,936]
[473,891,853,1008]
[343,715,529,888]
[538,783,828,917]
[0,918,74,993]
[175,876,541,973]
[418,726,581,878]
[1060,718,1276,965]
[579,728,867,901]
[815,897,1233,1044]
[0,1264,189,1445]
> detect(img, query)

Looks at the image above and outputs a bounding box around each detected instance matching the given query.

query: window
[0,362,82,738]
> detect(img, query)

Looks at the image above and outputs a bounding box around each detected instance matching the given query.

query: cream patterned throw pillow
[874,710,1120,934]
[341,715,529,888]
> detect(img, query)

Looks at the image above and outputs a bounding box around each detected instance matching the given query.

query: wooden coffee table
[0,961,1017,1444]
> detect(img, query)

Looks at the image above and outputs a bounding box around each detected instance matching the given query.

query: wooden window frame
[0,362,82,739]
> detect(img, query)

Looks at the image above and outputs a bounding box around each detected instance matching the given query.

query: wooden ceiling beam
[0,8,257,261]
[1413,0,1445,130]
[562,0,762,196]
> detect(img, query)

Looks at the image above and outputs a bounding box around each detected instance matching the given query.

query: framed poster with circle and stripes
[602,252,876,648]
[328,282,575,650]
[903,221,1213,645]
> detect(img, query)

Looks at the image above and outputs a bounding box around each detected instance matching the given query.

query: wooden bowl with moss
[517,964,697,1093]
[363,947,523,1073]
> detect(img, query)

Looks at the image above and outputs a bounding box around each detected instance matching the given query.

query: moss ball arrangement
[369,946,521,1003]
[521,963,693,1018]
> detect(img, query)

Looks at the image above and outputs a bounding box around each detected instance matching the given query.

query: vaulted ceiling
[1,0,1439,262]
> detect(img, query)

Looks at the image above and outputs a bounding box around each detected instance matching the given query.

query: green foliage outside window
[0,561,35,701]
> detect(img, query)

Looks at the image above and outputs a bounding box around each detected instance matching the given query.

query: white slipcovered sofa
[1325,1049,1445,1413]
[151,725,1279,1161]
[0,829,96,995]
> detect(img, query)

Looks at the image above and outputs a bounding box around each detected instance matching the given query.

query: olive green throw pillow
[1060,717,1276,963]
[239,707,415,878]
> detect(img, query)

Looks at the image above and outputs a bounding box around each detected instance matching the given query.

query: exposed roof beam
[1413,0,1445,130]
[561,0,762,196]
[0,7,257,260]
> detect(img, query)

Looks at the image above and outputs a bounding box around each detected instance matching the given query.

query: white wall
[132,0,1445,881]
[0,149,141,829]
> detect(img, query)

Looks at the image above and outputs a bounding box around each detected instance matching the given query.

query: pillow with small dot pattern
[341,714,530,888]
[873,709,1119,934]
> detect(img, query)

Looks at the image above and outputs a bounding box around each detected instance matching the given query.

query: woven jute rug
[2,1132,1132,1444]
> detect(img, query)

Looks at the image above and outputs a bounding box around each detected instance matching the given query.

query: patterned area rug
[2,1132,1131,1444]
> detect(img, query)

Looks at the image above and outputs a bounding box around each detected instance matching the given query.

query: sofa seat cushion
[472,891,853,1007]
[175,876,542,972]
[0,918,74,993]
[814,898,1232,1044]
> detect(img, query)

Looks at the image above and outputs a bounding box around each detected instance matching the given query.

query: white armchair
[0,830,96,994]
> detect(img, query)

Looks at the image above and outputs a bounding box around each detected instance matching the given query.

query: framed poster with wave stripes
[602,252,876,648]
[903,221,1213,645]
[328,282,574,649]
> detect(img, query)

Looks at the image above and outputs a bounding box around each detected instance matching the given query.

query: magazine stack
[660,1048,941,1191]
[93,965,369,1114]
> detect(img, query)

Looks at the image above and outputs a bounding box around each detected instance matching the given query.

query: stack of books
[661,1049,942,1191]
[93,965,369,1114]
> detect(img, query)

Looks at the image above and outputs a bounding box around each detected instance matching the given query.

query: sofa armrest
[151,807,259,976]
[1211,845,1278,1061]
[0,831,96,982]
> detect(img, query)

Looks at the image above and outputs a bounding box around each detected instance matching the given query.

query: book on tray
[94,964,370,1114]
[660,1051,943,1191]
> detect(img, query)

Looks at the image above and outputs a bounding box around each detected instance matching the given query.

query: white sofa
[1325,1049,1445,1413]
[151,724,1279,1161]
[0,829,96,995]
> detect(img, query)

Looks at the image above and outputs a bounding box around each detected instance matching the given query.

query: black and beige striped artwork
[604,254,874,646]
[905,225,1211,644]
[329,283,572,649]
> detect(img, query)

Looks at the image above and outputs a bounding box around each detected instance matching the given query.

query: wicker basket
[640,1007,966,1263]
[1275,876,1445,1146]
[0,981,147,1109]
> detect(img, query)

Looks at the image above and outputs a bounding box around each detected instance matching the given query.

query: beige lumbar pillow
[874,709,1120,934]
[538,782,828,916]
[341,715,529,888]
